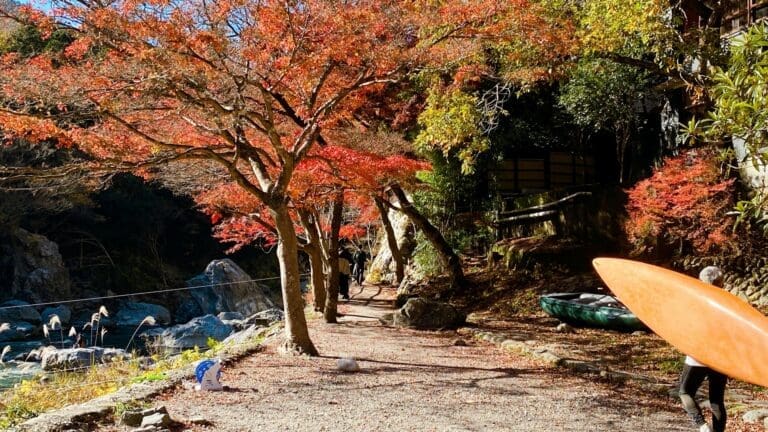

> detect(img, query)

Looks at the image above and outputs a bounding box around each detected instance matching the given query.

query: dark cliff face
[0,173,278,307]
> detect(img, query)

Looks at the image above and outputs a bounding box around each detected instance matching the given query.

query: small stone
[189,416,214,426]
[141,412,172,428]
[141,406,168,416]
[555,323,574,333]
[742,408,768,423]
[452,338,468,346]
[336,357,360,372]
[121,410,144,427]
[631,330,647,336]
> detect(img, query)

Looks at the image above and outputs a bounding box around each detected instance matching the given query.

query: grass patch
[657,357,683,374]
[0,359,142,428]
[113,400,149,418]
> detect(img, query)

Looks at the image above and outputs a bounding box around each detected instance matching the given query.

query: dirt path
[107,285,690,431]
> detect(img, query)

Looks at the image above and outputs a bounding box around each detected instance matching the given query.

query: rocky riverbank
[0,258,284,390]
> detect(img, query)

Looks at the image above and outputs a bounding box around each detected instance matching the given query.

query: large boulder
[174,297,203,324]
[7,228,71,301]
[187,259,278,317]
[41,305,72,326]
[392,298,465,330]
[115,302,171,326]
[142,315,232,350]
[41,347,129,371]
[368,210,416,284]
[0,300,42,324]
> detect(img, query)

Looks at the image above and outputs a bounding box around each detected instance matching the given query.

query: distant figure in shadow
[679,266,728,432]
[352,248,368,286]
[339,248,353,301]
[73,333,86,348]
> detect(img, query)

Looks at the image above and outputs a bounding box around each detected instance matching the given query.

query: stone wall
[675,255,768,306]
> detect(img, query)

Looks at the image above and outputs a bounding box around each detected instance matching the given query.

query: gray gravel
[104,286,690,431]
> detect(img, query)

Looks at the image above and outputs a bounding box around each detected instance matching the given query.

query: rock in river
[115,302,171,326]
[142,315,232,350]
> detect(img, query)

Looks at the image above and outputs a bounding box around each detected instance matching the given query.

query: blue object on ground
[195,359,222,383]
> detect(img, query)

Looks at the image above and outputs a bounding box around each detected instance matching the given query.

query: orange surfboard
[593,257,768,387]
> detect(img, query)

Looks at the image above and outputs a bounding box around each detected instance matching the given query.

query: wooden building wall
[721,0,768,36]
[492,152,595,195]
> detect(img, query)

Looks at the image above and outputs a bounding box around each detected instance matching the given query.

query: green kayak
[539,292,646,332]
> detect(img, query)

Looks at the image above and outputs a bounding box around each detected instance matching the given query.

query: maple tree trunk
[323,191,344,323]
[307,245,326,311]
[389,184,466,289]
[298,209,327,311]
[271,202,318,356]
[374,196,405,284]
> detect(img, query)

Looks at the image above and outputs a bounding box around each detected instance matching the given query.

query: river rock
[217,311,246,331]
[142,315,232,349]
[0,321,38,342]
[0,300,41,324]
[217,311,244,321]
[7,228,71,301]
[41,347,129,371]
[21,345,57,362]
[391,298,465,330]
[187,259,278,317]
[115,302,171,326]
[41,305,72,326]
[243,308,284,327]
[174,297,203,324]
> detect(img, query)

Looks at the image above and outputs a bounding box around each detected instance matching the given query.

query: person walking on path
[352,248,368,285]
[679,266,728,432]
[339,248,352,300]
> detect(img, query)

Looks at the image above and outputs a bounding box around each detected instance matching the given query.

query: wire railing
[0,273,306,311]
[0,272,312,392]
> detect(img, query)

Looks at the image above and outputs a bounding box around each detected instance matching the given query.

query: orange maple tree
[197,143,427,318]
[0,0,569,355]
[625,149,736,257]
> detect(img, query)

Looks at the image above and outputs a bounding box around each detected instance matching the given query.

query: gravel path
[108,285,690,431]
